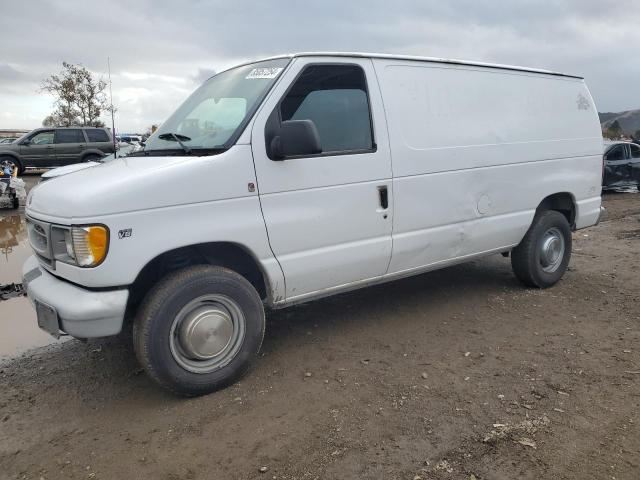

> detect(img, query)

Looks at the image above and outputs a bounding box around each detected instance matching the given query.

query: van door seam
[371,58,396,275]
[249,141,286,304]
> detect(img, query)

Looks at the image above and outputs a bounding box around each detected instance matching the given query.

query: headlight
[52,225,109,267]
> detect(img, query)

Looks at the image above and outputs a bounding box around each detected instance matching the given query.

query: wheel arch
[81,149,106,161]
[536,192,577,229]
[125,241,272,319]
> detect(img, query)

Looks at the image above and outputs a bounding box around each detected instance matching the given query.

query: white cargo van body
[250,54,602,302]
[22,53,603,395]
[371,58,603,276]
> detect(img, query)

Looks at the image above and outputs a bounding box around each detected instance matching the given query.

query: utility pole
[107,57,117,155]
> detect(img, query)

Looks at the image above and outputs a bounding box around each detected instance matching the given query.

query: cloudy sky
[1,0,639,132]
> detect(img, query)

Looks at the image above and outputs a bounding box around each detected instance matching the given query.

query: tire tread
[511,210,571,288]
[133,265,265,396]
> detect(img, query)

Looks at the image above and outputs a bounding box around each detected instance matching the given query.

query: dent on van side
[22,52,603,395]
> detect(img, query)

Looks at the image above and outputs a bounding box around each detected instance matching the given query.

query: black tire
[511,210,572,288]
[83,154,101,163]
[0,156,22,175]
[133,265,265,396]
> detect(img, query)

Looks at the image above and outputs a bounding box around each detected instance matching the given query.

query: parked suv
[0,127,114,173]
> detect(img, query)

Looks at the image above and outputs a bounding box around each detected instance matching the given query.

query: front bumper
[22,255,129,338]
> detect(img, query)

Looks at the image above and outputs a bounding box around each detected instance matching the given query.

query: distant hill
[598,109,640,135]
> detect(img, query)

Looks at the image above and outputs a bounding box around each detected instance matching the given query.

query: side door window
[85,129,110,143]
[275,64,374,156]
[54,129,84,144]
[30,131,54,145]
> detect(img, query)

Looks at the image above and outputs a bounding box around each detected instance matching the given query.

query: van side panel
[373,59,603,275]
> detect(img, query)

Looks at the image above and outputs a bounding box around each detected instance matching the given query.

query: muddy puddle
[0,213,60,360]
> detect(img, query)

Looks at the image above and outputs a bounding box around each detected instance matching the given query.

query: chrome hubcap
[178,306,233,359]
[0,159,15,170]
[539,227,565,273]
[169,294,245,374]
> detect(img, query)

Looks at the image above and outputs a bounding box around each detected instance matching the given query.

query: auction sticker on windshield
[246,67,283,79]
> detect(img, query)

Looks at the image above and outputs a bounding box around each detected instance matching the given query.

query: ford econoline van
[22,52,604,395]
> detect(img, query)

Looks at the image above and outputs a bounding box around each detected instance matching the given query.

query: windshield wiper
[158,133,192,154]
[127,146,228,157]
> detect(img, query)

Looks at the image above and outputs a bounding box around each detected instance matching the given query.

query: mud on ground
[1,192,639,480]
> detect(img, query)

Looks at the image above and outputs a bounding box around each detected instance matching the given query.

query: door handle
[378,185,389,210]
[45,146,54,150]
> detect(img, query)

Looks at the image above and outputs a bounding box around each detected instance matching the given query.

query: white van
[22,52,603,395]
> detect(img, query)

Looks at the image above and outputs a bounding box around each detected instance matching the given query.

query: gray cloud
[1,0,638,130]
[193,68,218,85]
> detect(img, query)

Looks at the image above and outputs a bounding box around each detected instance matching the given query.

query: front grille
[26,217,54,267]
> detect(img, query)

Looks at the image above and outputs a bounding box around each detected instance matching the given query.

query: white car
[117,135,143,145]
[22,52,603,395]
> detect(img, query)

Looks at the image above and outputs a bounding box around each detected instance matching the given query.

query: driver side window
[30,131,54,145]
[278,64,374,155]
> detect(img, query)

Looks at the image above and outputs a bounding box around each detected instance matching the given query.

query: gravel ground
[0,191,639,480]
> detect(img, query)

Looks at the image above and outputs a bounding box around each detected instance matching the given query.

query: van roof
[253,52,583,80]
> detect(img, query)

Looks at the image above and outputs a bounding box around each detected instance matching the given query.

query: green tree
[609,120,622,135]
[602,120,623,140]
[40,62,108,127]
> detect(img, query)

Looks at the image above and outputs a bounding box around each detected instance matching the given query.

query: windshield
[144,58,290,154]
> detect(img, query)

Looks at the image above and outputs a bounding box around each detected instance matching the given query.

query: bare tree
[41,62,108,127]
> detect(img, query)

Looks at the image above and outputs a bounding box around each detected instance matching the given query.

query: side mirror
[270,119,321,160]
[21,139,31,146]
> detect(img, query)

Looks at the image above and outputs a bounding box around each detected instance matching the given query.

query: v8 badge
[118,228,132,239]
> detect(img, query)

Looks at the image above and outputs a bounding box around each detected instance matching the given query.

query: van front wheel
[511,210,572,288]
[133,265,265,396]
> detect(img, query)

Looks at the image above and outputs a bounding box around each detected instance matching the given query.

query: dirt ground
[1,190,639,480]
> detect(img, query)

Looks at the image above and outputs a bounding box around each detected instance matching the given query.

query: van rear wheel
[133,265,265,396]
[511,210,572,288]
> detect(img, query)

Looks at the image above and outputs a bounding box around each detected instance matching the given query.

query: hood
[0,142,19,155]
[26,145,255,219]
[41,161,100,179]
